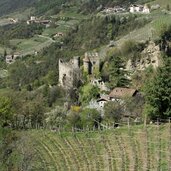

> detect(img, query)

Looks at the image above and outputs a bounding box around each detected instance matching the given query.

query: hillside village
[0,0,171,170]
[0,0,170,122]
[2,3,152,61]
[101,4,151,14]
[57,39,161,117]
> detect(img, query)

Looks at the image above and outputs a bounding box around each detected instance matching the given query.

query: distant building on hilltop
[53,32,64,38]
[27,16,51,26]
[130,4,150,14]
[6,54,20,64]
[143,4,150,14]
[101,6,126,14]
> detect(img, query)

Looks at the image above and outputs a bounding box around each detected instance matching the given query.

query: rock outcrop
[126,41,161,71]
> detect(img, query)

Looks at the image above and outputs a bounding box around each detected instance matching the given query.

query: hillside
[0,0,36,16]
[0,0,171,170]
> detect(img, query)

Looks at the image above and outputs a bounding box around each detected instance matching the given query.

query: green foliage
[166,4,170,11]
[121,40,145,61]
[43,70,58,86]
[66,111,81,129]
[47,86,65,107]
[104,101,123,123]
[34,0,68,15]
[0,128,20,170]
[64,14,149,50]
[80,108,101,129]
[124,95,145,118]
[45,106,66,128]
[79,83,100,106]
[108,56,129,88]
[131,66,155,89]
[0,0,35,16]
[65,108,101,130]
[143,59,171,119]
[0,96,13,127]
[8,60,47,90]
[159,24,171,41]
[158,24,171,56]
[0,23,45,47]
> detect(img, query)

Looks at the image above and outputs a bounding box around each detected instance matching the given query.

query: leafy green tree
[44,70,58,86]
[109,56,129,88]
[0,96,13,127]
[45,106,66,128]
[104,101,123,123]
[124,95,145,119]
[166,4,170,11]
[80,108,101,129]
[79,83,100,106]
[143,59,171,120]
[66,111,81,129]
[158,24,171,56]
[30,97,45,129]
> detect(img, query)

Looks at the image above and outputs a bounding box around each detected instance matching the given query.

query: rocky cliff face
[126,41,161,71]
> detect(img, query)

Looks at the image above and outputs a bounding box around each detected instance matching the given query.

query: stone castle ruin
[59,56,81,89]
[59,52,100,89]
[83,52,100,74]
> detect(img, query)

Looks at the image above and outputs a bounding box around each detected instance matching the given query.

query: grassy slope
[0,5,88,56]
[25,124,170,170]
[0,0,36,16]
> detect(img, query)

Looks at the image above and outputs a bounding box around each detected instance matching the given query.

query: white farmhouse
[130,4,150,14]
[130,5,143,13]
[143,4,150,14]
[30,16,36,21]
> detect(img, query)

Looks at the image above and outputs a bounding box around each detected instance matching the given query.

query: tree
[45,106,66,128]
[0,96,13,127]
[124,95,145,119]
[66,111,81,130]
[30,97,45,129]
[143,59,171,120]
[158,24,171,56]
[80,108,101,129]
[104,101,123,123]
[109,56,129,88]
[79,84,100,106]
[44,70,58,86]
[166,4,170,11]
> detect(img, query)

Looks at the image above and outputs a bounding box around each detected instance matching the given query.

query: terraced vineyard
[27,124,171,171]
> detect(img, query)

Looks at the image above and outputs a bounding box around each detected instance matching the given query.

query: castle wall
[83,52,100,75]
[83,61,91,74]
[59,58,81,89]
[59,59,74,88]
[73,56,80,69]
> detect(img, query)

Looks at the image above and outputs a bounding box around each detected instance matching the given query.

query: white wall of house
[98,101,107,108]
[143,7,150,14]
[130,7,135,13]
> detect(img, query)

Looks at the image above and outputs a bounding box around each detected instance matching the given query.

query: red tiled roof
[109,87,137,98]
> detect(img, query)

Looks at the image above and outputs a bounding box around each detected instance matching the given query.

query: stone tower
[83,53,90,74]
[73,56,80,68]
[83,52,99,75]
[58,57,81,89]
